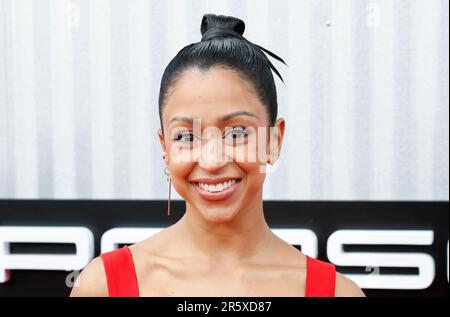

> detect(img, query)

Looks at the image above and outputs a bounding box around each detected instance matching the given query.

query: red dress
[101,245,336,297]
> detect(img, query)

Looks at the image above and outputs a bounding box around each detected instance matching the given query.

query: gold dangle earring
[162,152,171,217]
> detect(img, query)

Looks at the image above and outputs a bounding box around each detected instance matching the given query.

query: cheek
[230,132,269,164]
[167,145,196,188]
[168,160,194,198]
[236,160,266,193]
[170,160,193,178]
[237,132,269,191]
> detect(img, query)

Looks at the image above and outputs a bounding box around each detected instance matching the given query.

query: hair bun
[198,13,287,83]
[200,14,245,41]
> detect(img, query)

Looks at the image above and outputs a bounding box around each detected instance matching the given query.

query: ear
[267,118,285,165]
[157,128,167,163]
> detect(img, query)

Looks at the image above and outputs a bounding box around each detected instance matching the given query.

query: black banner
[0,200,448,297]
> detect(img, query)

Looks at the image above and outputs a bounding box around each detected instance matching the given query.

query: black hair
[158,13,286,131]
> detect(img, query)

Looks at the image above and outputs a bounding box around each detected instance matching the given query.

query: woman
[71,13,365,297]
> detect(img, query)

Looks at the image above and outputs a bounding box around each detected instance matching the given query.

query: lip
[190,178,242,201]
[190,177,242,185]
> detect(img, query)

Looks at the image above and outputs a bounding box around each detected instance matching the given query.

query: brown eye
[224,126,250,141]
[173,131,199,143]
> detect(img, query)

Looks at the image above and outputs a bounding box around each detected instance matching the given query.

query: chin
[202,208,239,224]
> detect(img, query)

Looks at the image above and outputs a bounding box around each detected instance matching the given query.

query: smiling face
[158,66,285,224]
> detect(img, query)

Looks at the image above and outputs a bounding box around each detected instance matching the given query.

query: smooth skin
[71,67,365,297]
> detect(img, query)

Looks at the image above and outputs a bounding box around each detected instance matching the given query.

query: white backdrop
[0,0,448,201]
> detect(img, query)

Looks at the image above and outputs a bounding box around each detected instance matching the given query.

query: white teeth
[199,179,237,192]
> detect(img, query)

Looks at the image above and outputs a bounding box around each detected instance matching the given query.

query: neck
[177,192,273,262]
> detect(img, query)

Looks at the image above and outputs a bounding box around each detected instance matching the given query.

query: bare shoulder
[69,256,109,297]
[69,227,174,297]
[334,272,366,297]
[130,224,180,257]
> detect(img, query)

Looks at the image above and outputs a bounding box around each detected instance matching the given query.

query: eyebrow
[169,111,257,125]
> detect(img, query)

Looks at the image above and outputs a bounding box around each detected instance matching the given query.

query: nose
[198,129,229,172]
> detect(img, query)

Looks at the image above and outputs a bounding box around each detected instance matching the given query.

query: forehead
[163,67,268,125]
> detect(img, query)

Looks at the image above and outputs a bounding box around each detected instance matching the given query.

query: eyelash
[172,126,251,143]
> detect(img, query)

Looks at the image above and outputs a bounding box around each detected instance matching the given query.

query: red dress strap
[305,256,336,297]
[101,245,139,297]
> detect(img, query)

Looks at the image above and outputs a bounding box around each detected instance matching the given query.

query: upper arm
[69,256,109,297]
[334,272,366,297]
